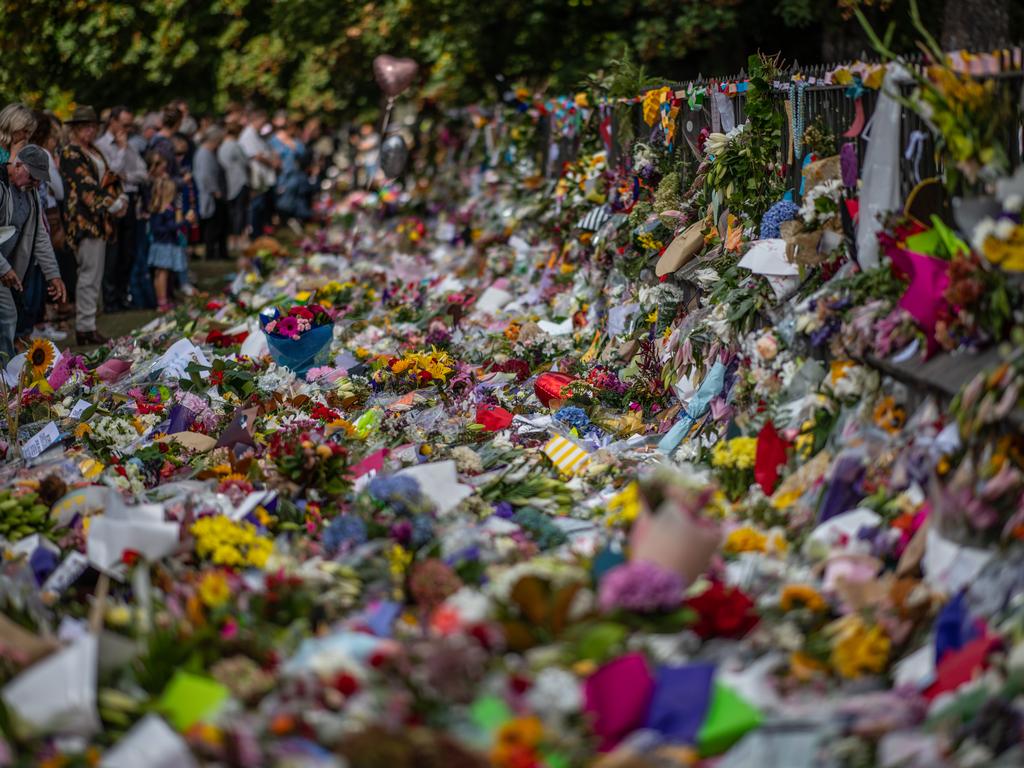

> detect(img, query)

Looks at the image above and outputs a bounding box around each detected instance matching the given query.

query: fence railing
[547,49,1024,203]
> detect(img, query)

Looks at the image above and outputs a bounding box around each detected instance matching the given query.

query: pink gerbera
[276,316,300,339]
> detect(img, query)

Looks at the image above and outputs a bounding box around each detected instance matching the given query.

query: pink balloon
[373,55,419,98]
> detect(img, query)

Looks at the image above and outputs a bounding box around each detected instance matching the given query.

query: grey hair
[0,103,37,150]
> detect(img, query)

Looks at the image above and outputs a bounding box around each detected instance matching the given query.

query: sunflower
[26,339,54,378]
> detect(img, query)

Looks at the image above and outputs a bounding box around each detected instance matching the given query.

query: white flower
[995,218,1018,241]
[972,217,997,251]
[693,268,720,288]
[443,587,492,624]
[526,667,582,718]
[1004,194,1023,214]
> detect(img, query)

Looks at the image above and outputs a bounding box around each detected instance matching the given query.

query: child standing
[145,152,187,312]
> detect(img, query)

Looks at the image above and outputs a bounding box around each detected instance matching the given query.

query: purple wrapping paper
[643,663,716,744]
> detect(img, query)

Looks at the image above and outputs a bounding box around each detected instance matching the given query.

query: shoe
[180,284,196,297]
[32,324,68,342]
[76,330,108,346]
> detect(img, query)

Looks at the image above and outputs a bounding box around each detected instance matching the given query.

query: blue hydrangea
[410,515,434,548]
[368,474,425,514]
[554,406,591,431]
[321,514,367,554]
[760,199,800,239]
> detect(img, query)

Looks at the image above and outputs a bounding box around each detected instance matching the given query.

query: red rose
[686,581,758,639]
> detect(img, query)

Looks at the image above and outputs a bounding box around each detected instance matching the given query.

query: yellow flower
[771,487,803,510]
[105,603,132,628]
[198,570,231,608]
[780,584,827,613]
[723,526,767,555]
[74,423,93,439]
[826,615,891,679]
[790,651,828,682]
[492,715,544,766]
[26,339,54,378]
[605,481,640,527]
[711,437,757,470]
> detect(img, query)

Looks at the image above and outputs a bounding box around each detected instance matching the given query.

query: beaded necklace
[790,80,808,161]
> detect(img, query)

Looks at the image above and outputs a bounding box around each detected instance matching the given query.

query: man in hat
[0,144,67,358]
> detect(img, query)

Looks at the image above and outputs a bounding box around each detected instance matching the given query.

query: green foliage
[0,0,982,119]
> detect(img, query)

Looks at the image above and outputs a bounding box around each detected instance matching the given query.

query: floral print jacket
[60,143,120,245]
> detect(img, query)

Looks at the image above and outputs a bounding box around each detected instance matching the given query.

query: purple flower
[841,142,858,188]
[599,561,685,613]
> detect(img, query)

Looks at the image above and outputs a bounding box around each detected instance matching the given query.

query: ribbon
[842,97,866,138]
[904,130,928,185]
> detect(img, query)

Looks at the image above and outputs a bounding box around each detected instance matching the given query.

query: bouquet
[260,302,335,377]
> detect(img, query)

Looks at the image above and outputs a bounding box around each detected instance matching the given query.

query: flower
[780,584,827,613]
[723,526,768,555]
[26,339,54,378]
[686,580,759,639]
[198,570,231,608]
[755,332,778,361]
[826,614,890,678]
[598,561,685,613]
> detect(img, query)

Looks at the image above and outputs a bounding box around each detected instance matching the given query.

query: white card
[22,422,60,460]
[69,400,93,420]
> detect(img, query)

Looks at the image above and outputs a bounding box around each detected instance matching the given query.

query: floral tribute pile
[2,36,1024,768]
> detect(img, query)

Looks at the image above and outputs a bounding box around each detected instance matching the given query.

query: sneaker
[32,324,68,342]
[180,284,196,297]
[75,330,108,346]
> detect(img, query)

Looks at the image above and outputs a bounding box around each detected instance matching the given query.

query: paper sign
[395,460,473,516]
[87,515,180,574]
[538,317,574,336]
[22,422,60,460]
[475,286,514,314]
[69,400,93,420]
[100,714,198,768]
[1,633,100,737]
[42,551,90,595]
[151,339,211,380]
[157,671,229,732]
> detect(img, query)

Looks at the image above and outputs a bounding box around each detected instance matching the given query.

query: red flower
[686,581,758,639]
[333,672,360,696]
[210,369,225,386]
[122,549,141,566]
[291,306,314,321]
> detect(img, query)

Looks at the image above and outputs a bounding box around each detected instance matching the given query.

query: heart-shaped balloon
[534,372,576,407]
[373,55,419,98]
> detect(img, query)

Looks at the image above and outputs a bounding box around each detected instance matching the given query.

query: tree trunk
[942,0,1010,50]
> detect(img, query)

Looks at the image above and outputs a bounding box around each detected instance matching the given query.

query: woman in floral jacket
[60,104,126,345]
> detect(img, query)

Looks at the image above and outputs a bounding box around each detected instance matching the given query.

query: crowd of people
[0,99,334,356]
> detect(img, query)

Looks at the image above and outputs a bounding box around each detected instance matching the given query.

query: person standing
[269,117,313,225]
[97,105,148,311]
[239,109,278,238]
[148,106,183,180]
[0,103,36,165]
[193,126,228,261]
[61,105,127,345]
[0,145,67,358]
[218,120,250,254]
[144,152,187,312]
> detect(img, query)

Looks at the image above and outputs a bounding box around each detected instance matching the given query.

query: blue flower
[760,200,800,239]
[554,406,590,431]
[368,474,425,514]
[322,514,367,554]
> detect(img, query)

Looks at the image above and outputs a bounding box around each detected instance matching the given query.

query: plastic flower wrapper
[260,303,335,378]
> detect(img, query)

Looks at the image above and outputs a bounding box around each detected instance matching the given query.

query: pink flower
[221,618,239,640]
[276,316,300,339]
[264,319,277,334]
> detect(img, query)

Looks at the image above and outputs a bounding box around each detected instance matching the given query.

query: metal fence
[603,51,1024,201]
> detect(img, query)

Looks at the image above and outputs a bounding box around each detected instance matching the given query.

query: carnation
[598,561,685,613]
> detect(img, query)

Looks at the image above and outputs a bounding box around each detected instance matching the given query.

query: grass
[71,259,238,352]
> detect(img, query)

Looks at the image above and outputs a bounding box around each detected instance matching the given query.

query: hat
[66,105,99,124]
[15,144,50,184]
[655,222,705,277]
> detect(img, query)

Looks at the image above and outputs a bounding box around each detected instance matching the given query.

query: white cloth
[75,237,105,332]
[96,131,148,191]
[856,64,911,268]
[239,125,276,193]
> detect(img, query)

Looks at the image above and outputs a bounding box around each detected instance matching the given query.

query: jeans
[130,217,156,309]
[250,191,272,237]
[75,237,106,333]
[0,286,16,362]
[15,265,43,337]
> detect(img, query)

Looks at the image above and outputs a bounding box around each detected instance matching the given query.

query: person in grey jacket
[193,125,228,260]
[0,144,67,359]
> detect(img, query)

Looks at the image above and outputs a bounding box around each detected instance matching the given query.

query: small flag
[543,434,591,475]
